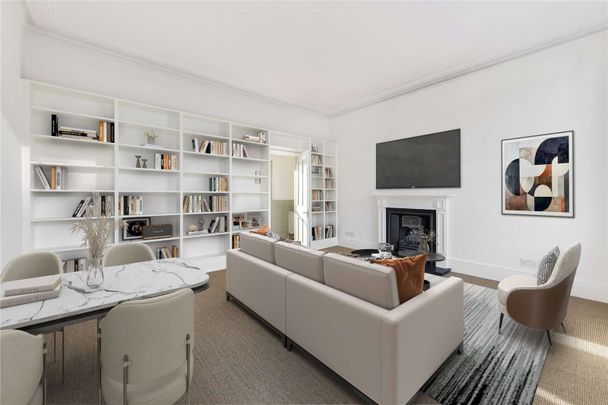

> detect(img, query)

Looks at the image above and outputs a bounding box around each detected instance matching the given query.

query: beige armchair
[497,242,582,345]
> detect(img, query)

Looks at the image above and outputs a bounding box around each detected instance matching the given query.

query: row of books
[72,195,113,217]
[118,195,144,216]
[0,274,62,309]
[311,154,323,166]
[155,153,178,171]
[35,165,66,190]
[187,216,228,235]
[182,194,229,213]
[325,179,335,189]
[209,177,229,192]
[157,245,179,259]
[311,225,335,240]
[51,114,115,143]
[325,168,333,177]
[312,190,323,201]
[232,143,249,158]
[232,233,241,248]
[192,139,229,156]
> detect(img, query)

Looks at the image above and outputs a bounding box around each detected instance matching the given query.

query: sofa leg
[283,335,288,349]
[457,342,463,355]
[286,339,293,352]
[225,292,231,302]
[498,313,504,334]
[546,329,552,346]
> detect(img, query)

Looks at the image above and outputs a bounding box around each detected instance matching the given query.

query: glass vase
[87,255,104,288]
[419,241,430,253]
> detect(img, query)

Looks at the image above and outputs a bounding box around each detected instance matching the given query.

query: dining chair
[102,243,155,267]
[0,330,47,405]
[0,251,65,381]
[497,242,582,345]
[99,288,195,405]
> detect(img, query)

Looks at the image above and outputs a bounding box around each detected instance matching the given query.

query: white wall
[1,2,26,267]
[332,32,608,302]
[271,154,296,201]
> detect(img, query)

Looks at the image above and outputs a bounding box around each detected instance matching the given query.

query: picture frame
[501,131,574,217]
[122,217,151,240]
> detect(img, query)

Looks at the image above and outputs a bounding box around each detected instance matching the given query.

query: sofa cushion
[275,242,325,283]
[323,253,400,310]
[239,232,277,264]
[372,254,427,303]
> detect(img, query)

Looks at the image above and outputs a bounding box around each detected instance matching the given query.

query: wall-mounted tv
[376,129,461,189]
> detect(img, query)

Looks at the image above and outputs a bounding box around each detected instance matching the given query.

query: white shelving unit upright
[310,139,338,250]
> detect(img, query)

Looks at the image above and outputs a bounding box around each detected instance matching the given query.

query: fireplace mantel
[376,194,454,259]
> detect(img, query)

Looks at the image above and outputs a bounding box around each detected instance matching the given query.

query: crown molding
[328,22,608,117]
[24,24,330,118]
[24,17,607,119]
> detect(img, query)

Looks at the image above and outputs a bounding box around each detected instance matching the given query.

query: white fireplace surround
[376,195,454,262]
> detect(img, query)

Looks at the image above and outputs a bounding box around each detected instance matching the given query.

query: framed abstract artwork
[502,131,574,217]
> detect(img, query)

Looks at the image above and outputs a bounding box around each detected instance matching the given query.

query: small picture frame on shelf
[233,214,244,229]
[250,216,260,228]
[122,217,151,240]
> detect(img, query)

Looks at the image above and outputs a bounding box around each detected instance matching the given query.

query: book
[35,166,51,190]
[51,114,59,137]
[77,258,87,272]
[171,245,179,258]
[72,199,85,217]
[1,274,62,297]
[0,284,62,308]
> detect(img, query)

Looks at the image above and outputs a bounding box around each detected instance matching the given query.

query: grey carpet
[423,282,549,404]
[45,271,548,404]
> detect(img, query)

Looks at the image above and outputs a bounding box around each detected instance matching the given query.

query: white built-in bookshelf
[310,140,338,250]
[25,81,275,263]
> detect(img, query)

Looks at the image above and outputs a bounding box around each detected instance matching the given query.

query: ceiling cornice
[24,24,331,118]
[24,12,606,119]
[327,21,608,118]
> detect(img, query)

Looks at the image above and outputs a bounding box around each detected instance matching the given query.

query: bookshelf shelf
[183,131,230,141]
[31,161,114,170]
[31,216,116,223]
[183,211,230,215]
[119,167,180,174]
[118,120,179,132]
[183,232,229,239]
[182,170,230,176]
[120,213,180,218]
[118,144,180,153]
[233,139,269,146]
[183,191,230,194]
[31,134,115,147]
[231,156,269,162]
[126,237,180,244]
[31,189,115,193]
[310,140,338,249]
[183,151,229,158]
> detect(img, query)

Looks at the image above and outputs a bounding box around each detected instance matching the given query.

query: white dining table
[0,258,209,334]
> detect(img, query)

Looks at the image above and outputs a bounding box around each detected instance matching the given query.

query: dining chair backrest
[100,288,194,384]
[0,251,63,282]
[0,330,45,405]
[102,243,155,267]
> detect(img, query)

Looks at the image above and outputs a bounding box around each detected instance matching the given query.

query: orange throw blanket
[373,254,427,303]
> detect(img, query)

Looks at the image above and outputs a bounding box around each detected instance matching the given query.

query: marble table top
[0,258,209,331]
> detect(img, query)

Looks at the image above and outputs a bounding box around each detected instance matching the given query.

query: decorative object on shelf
[251,216,260,228]
[502,131,574,217]
[141,158,148,169]
[135,155,142,168]
[410,225,436,253]
[70,193,119,288]
[122,217,151,240]
[142,224,173,240]
[144,129,159,145]
[242,131,267,144]
[311,145,319,153]
[187,224,199,233]
[254,170,262,184]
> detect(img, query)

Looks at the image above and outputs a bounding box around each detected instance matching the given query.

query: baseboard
[450,257,608,304]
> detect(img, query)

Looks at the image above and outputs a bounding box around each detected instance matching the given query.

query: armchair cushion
[537,246,560,285]
[497,274,537,306]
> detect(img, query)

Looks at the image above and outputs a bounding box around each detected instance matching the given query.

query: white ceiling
[26,1,608,116]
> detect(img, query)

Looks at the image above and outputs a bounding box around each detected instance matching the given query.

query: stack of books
[242,132,266,144]
[0,274,62,309]
[232,234,241,248]
[209,177,228,192]
[325,225,334,238]
[118,195,144,216]
[154,153,178,171]
[35,165,66,190]
[232,143,249,158]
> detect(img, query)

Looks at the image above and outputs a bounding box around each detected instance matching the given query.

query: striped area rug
[423,282,549,404]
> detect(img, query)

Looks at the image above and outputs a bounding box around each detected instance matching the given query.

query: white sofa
[226,232,464,405]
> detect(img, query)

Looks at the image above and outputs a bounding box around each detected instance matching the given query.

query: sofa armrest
[381,277,464,405]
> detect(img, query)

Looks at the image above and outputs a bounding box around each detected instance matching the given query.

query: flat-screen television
[376,129,461,189]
